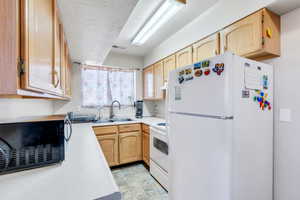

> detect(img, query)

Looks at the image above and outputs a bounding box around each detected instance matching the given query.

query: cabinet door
[53,2,64,95]
[97,134,119,167]
[154,61,164,99]
[119,131,142,164]
[21,0,57,94]
[143,66,154,99]
[142,132,150,166]
[60,26,66,95]
[176,46,193,68]
[221,10,263,57]
[163,55,176,83]
[64,41,72,98]
[193,33,220,63]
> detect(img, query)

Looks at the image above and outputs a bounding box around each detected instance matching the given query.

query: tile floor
[112,163,168,200]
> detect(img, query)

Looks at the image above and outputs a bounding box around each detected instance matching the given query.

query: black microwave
[0,116,72,175]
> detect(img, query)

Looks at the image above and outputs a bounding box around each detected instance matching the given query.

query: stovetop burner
[157,123,167,126]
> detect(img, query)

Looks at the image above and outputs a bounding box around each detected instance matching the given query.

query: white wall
[142,0,300,199]
[103,51,144,101]
[53,52,155,118]
[144,0,275,66]
[265,7,300,200]
[145,0,277,119]
[0,99,53,119]
[102,51,144,68]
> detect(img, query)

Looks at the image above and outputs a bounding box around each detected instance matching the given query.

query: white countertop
[0,117,165,200]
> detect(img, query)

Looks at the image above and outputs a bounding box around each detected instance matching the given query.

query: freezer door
[168,53,234,117]
[169,113,232,200]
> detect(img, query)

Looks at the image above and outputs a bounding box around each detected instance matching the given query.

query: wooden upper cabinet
[53,1,64,95]
[176,46,193,68]
[60,25,66,95]
[119,131,142,164]
[0,0,71,99]
[154,61,164,99]
[143,62,164,100]
[221,8,280,60]
[0,0,19,95]
[64,42,72,98]
[163,55,176,83]
[21,0,57,94]
[143,66,154,99]
[193,33,220,63]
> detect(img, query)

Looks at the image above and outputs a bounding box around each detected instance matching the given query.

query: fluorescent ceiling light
[132,0,185,46]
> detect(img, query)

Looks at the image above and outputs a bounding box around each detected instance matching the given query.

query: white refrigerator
[168,52,273,200]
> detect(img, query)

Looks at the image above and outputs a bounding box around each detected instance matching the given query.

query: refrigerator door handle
[220,116,234,120]
[170,111,234,120]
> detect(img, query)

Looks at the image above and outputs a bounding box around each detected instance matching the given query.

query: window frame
[81,65,137,108]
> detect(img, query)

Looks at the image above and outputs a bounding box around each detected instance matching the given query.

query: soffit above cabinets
[268,0,300,15]
[57,0,138,64]
[111,0,219,56]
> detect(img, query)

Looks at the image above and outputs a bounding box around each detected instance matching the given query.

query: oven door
[150,127,168,172]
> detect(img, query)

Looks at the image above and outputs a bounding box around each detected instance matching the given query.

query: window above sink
[81,65,137,107]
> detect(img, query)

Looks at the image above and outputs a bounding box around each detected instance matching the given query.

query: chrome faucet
[109,100,121,119]
[97,106,102,120]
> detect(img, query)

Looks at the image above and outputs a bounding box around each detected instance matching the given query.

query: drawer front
[93,126,118,136]
[142,124,150,133]
[119,123,141,133]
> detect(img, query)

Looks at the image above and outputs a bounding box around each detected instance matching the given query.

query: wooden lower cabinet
[119,131,142,164]
[94,124,149,167]
[142,131,150,166]
[142,124,150,166]
[97,134,119,167]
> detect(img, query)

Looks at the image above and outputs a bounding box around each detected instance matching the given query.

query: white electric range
[150,123,169,190]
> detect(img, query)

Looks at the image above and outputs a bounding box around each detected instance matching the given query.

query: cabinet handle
[53,70,60,88]
[224,45,228,52]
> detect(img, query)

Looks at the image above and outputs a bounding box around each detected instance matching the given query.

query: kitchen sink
[112,118,133,122]
[93,118,133,123]
[93,119,114,123]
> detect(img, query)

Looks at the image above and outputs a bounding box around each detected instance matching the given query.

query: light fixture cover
[132,0,185,46]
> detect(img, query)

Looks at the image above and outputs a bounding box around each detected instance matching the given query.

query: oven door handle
[150,127,167,136]
[64,117,73,142]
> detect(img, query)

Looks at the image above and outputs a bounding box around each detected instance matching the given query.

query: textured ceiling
[111,0,219,56]
[268,0,300,15]
[57,0,138,64]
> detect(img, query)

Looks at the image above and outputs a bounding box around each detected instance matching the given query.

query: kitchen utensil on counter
[67,112,96,123]
[135,100,143,118]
